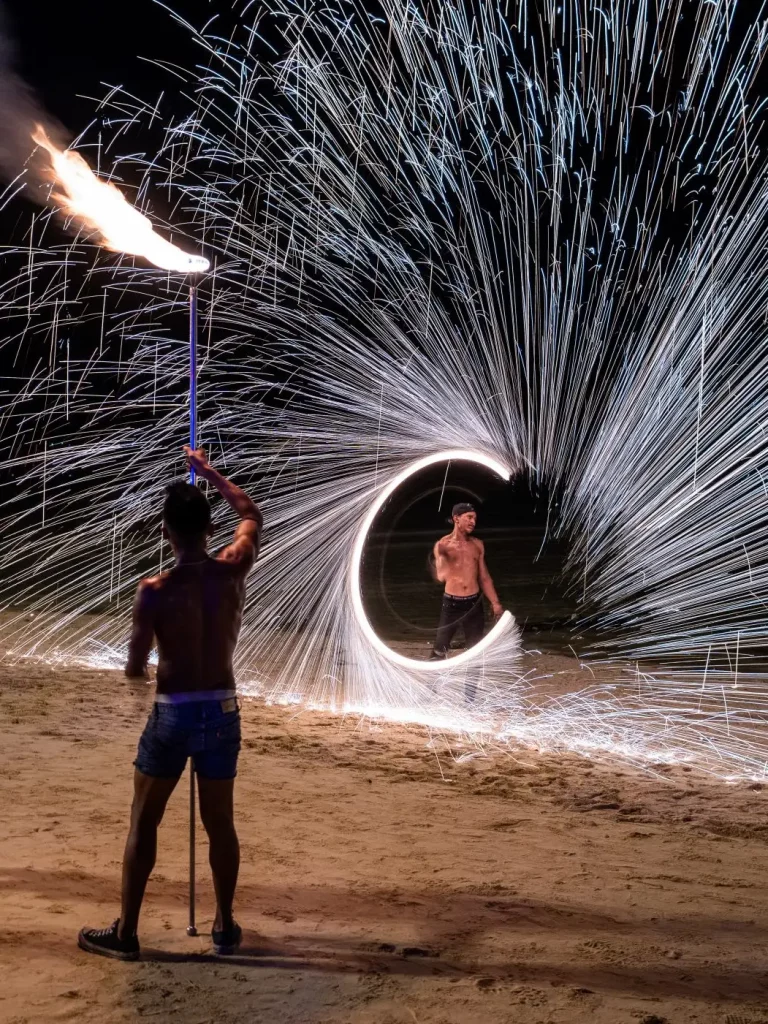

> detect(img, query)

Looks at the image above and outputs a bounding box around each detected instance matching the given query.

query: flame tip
[33,130,208,273]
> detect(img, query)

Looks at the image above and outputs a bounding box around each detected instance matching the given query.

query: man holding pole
[78,446,262,960]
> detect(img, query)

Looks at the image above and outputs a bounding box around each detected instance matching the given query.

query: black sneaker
[78,920,140,961]
[212,921,242,955]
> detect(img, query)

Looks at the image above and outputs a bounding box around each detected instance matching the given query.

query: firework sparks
[0,0,767,778]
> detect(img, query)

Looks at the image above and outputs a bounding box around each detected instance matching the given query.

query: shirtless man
[78,446,262,961]
[430,503,503,666]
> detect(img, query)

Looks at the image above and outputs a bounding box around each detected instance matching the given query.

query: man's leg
[119,770,180,940]
[462,598,486,650]
[431,596,461,658]
[197,776,240,936]
[461,598,486,701]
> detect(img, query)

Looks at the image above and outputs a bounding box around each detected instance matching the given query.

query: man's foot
[212,921,242,955]
[429,650,447,661]
[78,920,140,961]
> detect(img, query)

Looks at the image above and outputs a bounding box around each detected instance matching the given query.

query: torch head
[184,255,210,274]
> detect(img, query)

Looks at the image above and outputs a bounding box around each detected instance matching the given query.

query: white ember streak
[349,450,515,672]
[32,126,208,273]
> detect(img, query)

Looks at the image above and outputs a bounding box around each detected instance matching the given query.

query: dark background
[2,1,767,662]
[3,0,212,129]
[0,0,581,647]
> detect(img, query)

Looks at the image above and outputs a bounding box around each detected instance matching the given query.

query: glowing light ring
[350,450,514,671]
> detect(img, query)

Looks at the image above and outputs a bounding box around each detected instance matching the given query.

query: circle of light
[349,450,514,671]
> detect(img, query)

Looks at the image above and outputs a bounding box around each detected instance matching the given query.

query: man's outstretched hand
[184,445,213,480]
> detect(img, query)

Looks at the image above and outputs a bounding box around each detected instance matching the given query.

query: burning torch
[33,126,207,937]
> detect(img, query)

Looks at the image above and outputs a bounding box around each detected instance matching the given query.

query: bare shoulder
[133,575,163,612]
[435,533,452,552]
[138,574,164,594]
[471,537,485,555]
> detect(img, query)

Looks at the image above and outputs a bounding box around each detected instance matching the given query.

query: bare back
[433,534,483,597]
[147,557,247,694]
[125,451,262,693]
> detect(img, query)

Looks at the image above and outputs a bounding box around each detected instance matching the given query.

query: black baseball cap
[451,502,476,518]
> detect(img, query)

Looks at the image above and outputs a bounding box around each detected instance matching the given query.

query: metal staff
[187,281,199,938]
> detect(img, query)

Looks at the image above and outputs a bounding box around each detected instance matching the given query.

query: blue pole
[187,282,198,938]
[189,284,198,481]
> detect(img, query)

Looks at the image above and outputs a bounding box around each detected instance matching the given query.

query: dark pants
[432,593,485,657]
[431,593,485,700]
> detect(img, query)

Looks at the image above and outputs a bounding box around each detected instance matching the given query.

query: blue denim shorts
[135,700,241,780]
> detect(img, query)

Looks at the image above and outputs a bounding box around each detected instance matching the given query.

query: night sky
[3,0,213,130]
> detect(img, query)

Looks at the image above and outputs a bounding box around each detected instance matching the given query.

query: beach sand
[1,654,768,1024]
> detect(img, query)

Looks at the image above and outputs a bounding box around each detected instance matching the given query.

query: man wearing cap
[430,502,503,664]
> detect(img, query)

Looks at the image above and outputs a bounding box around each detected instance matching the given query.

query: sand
[1,655,768,1024]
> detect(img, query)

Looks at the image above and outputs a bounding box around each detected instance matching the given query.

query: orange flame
[32,126,209,274]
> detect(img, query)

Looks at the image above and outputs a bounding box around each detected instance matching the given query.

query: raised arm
[125,579,157,680]
[184,446,263,571]
[477,540,503,619]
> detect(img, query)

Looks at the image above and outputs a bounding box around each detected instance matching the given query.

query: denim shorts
[135,700,242,780]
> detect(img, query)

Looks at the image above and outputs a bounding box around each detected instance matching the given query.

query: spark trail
[1,0,768,776]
